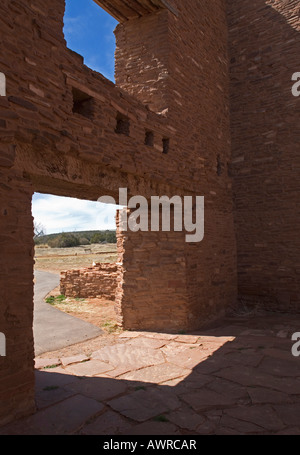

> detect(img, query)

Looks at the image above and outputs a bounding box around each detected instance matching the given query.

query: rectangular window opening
[162,138,170,154]
[145,130,154,147]
[115,113,130,136]
[72,87,94,119]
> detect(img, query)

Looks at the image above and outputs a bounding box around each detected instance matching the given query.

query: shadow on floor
[1,312,300,435]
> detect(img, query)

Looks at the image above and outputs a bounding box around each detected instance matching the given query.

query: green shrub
[48,233,80,248]
[90,232,106,244]
[79,237,90,245]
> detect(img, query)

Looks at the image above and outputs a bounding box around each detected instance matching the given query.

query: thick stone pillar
[114,0,238,328]
[115,214,189,332]
[0,166,35,426]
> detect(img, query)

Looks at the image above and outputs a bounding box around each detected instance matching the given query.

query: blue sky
[63,0,117,81]
[32,0,119,235]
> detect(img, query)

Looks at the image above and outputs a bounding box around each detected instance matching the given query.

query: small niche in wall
[115,112,130,136]
[217,154,224,176]
[162,137,170,154]
[72,87,94,119]
[145,130,154,147]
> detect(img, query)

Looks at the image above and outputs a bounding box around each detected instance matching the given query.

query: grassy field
[34,243,118,273]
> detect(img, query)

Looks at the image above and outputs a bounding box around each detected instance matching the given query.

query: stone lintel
[93,0,178,23]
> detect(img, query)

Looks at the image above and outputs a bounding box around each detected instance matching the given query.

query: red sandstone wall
[60,263,118,300]
[0,0,236,425]
[167,0,237,326]
[227,0,300,311]
[115,211,190,331]
[0,170,35,425]
[0,0,299,428]
[115,10,170,114]
[115,0,238,329]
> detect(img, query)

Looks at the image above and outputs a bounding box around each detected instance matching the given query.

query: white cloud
[63,16,82,36]
[32,193,120,234]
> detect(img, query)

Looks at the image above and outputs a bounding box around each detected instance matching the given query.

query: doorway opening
[32,192,122,358]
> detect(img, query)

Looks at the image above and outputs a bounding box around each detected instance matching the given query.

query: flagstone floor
[1,312,300,435]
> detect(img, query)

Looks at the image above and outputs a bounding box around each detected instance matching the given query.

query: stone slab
[66,376,128,402]
[91,344,165,370]
[64,360,115,377]
[119,363,190,384]
[80,410,133,435]
[0,395,104,435]
[108,388,181,422]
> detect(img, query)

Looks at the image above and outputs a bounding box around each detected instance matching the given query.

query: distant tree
[48,233,80,248]
[79,237,90,246]
[106,231,117,244]
[34,222,46,239]
[91,232,106,244]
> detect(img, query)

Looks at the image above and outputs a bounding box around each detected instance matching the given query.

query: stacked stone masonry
[0,0,299,426]
[227,0,300,312]
[60,263,118,300]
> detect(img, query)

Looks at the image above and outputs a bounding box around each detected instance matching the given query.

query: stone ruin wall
[227,0,300,312]
[60,263,118,301]
[0,0,299,427]
[0,0,236,425]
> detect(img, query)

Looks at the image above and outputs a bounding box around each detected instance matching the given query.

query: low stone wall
[60,263,118,301]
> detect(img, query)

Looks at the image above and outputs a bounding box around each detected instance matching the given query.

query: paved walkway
[1,312,300,435]
[33,270,102,356]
